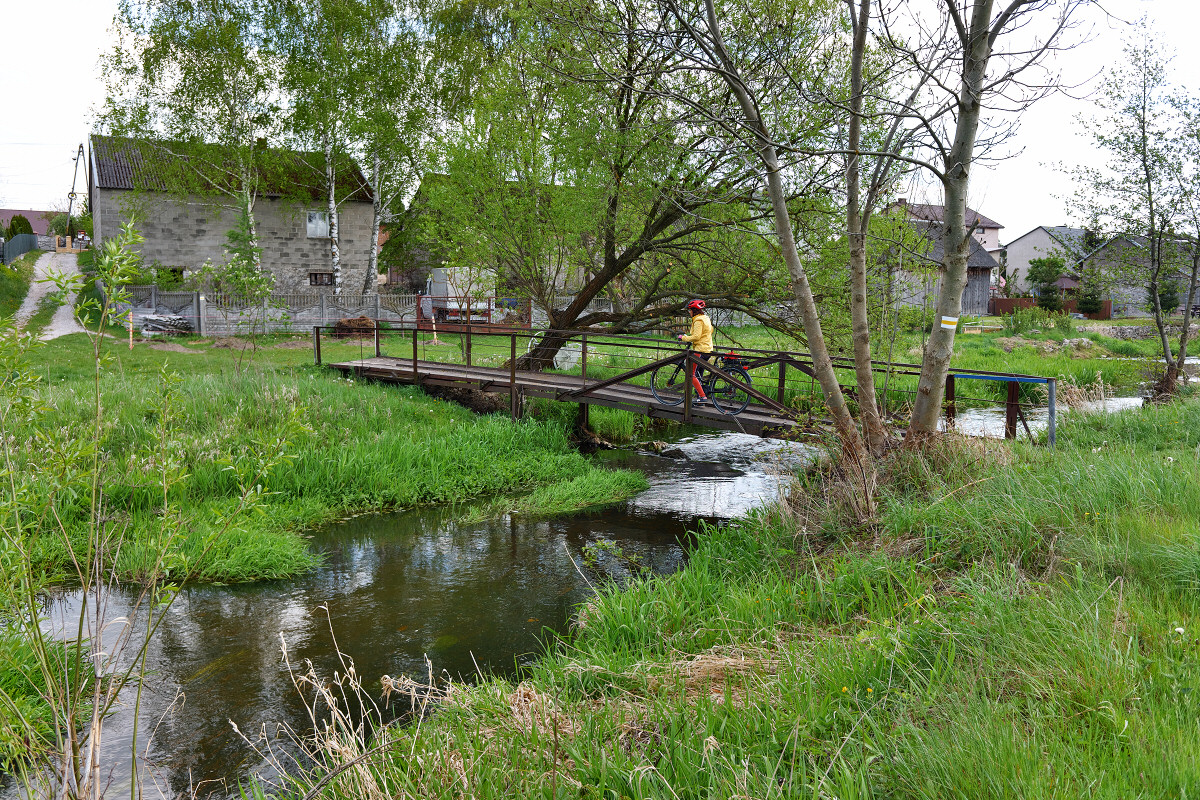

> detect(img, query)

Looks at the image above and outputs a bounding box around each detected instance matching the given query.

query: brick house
[88,134,376,293]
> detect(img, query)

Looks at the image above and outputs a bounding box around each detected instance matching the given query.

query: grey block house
[88,134,375,293]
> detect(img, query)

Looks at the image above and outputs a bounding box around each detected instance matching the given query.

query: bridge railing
[311,322,1057,444]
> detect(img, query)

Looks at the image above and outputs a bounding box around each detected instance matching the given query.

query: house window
[307,211,329,238]
[309,272,334,286]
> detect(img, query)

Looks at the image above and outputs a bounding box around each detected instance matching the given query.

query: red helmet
[686,299,706,312]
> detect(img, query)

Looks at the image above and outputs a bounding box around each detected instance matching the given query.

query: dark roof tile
[90,134,372,203]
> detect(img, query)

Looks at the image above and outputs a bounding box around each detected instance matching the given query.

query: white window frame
[307,210,330,238]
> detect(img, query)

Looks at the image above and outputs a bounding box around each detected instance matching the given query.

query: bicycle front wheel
[709,366,752,415]
[650,362,688,406]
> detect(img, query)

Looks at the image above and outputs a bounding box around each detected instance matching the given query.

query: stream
[1,432,815,800]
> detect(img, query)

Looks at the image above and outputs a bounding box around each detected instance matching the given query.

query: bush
[4,215,33,238]
[1002,306,1075,336]
[895,306,935,333]
[1076,283,1103,315]
[1153,282,1180,315]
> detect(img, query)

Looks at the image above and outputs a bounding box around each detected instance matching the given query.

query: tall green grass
[0,250,41,320]
[11,367,648,584]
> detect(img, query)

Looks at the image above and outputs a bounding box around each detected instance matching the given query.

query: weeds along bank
[289,395,1200,799]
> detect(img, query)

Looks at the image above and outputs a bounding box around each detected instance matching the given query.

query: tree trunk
[906,0,992,440]
[1174,247,1199,380]
[365,147,382,293]
[701,0,865,460]
[846,0,888,454]
[324,134,342,295]
[244,186,260,269]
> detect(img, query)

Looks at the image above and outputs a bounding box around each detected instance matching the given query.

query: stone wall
[92,189,375,294]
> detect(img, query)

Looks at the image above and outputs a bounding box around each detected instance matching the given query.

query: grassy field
[288,391,1200,799]
[8,332,649,584]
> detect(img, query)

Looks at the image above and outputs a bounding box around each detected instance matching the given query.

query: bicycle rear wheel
[650,361,688,406]
[708,365,752,415]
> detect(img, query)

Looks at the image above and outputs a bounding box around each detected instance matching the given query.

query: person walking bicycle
[678,299,714,403]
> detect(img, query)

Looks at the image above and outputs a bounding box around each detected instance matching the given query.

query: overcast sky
[1,0,1196,243]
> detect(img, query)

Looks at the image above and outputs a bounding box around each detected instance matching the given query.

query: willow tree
[415,0,814,369]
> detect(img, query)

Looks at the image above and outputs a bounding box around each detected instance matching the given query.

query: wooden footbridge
[314,325,1059,443]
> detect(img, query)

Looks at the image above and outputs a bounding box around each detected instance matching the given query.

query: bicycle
[649,350,753,414]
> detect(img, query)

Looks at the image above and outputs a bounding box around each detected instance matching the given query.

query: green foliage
[1076,280,1104,314]
[1154,281,1181,314]
[1028,255,1064,311]
[894,306,935,334]
[4,215,33,238]
[1002,305,1076,337]
[47,213,69,237]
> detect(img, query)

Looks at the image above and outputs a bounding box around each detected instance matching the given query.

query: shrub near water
[292,396,1200,799]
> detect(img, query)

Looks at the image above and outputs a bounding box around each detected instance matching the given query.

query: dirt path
[14,251,88,340]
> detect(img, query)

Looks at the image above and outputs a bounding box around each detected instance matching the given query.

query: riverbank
[7,332,648,584]
[1,327,654,768]
[297,392,1200,798]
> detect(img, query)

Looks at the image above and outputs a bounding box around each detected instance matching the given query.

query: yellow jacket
[681,313,714,353]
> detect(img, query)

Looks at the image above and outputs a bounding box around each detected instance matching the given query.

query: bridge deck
[328,356,810,438]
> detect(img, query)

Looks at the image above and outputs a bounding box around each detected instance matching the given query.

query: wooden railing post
[1005,380,1019,439]
[777,357,786,405]
[581,333,588,384]
[373,322,381,358]
[465,323,472,366]
[579,333,589,428]
[945,374,956,427]
[412,326,419,382]
[313,326,321,365]
[1047,378,1057,448]
[510,334,519,420]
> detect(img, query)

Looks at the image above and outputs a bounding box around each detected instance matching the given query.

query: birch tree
[353,2,429,291]
[101,0,283,268]
[275,0,369,293]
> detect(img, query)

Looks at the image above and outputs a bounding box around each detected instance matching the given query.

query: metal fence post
[777,358,786,405]
[313,326,321,365]
[1047,378,1057,448]
[374,322,381,358]
[466,324,472,366]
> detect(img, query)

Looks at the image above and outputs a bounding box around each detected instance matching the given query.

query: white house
[1002,225,1090,295]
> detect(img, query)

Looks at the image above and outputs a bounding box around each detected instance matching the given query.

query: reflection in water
[5,433,813,799]
[942,396,1144,439]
